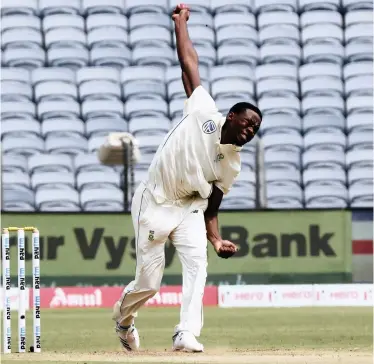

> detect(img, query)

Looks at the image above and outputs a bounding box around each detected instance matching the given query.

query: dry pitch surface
[2,307,372,364]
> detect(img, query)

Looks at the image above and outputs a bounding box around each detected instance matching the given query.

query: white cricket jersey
[146,86,242,204]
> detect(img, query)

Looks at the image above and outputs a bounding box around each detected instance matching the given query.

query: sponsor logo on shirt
[148,230,155,242]
[202,120,217,134]
[216,153,224,162]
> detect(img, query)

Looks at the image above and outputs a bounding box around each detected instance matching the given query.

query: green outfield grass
[2,307,372,364]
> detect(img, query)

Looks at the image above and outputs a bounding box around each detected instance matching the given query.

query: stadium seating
[1,0,373,211]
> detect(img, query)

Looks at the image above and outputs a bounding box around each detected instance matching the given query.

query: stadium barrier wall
[218,284,373,308]
[2,210,353,285]
[0,286,218,311]
[352,210,373,283]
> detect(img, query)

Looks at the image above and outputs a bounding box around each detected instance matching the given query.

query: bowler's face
[227,109,262,146]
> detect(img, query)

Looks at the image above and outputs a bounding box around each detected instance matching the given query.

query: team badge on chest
[202,120,217,134]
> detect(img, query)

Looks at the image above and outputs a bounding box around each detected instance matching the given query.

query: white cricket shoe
[172,330,204,352]
[115,322,140,352]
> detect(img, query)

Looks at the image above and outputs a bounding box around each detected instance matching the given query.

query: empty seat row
[1,0,372,17]
[2,42,373,70]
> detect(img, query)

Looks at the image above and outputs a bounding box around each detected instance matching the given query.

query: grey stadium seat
[258,11,299,29]
[45,135,88,155]
[2,119,40,138]
[346,96,373,114]
[76,66,120,84]
[81,0,125,15]
[90,47,131,68]
[342,0,373,11]
[1,15,40,32]
[2,136,44,155]
[41,118,85,138]
[1,28,43,49]
[302,114,345,133]
[349,182,373,207]
[28,154,74,173]
[42,14,85,32]
[254,0,298,13]
[1,81,33,101]
[77,171,120,191]
[345,42,373,62]
[3,48,46,69]
[1,68,30,84]
[264,149,301,170]
[38,99,80,120]
[47,47,89,68]
[346,149,373,169]
[1,0,38,16]
[126,0,168,15]
[260,44,301,66]
[262,131,303,153]
[345,10,373,27]
[302,149,346,169]
[259,25,299,46]
[34,81,78,102]
[44,28,86,49]
[2,100,36,120]
[81,99,124,119]
[87,27,128,49]
[348,130,373,150]
[302,96,344,116]
[31,171,75,191]
[299,63,342,81]
[74,153,115,173]
[303,167,346,187]
[303,43,344,64]
[79,80,122,101]
[32,67,75,85]
[131,26,171,47]
[259,96,300,115]
[2,154,28,173]
[2,188,35,212]
[348,167,373,185]
[260,114,301,135]
[266,182,303,207]
[299,0,340,11]
[211,0,254,14]
[129,117,170,136]
[3,171,31,191]
[87,13,128,32]
[266,168,301,186]
[129,13,169,31]
[221,186,256,210]
[39,0,81,16]
[300,10,342,27]
[81,188,124,211]
[256,64,298,81]
[125,99,168,119]
[304,129,346,151]
[346,112,373,132]
[121,66,166,100]
[85,117,127,137]
[302,24,343,45]
[132,46,174,67]
[218,44,258,68]
[305,184,348,208]
[35,189,81,211]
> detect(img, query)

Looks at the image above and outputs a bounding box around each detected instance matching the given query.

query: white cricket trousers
[113,182,208,337]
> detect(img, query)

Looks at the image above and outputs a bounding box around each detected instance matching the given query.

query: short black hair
[229,102,262,121]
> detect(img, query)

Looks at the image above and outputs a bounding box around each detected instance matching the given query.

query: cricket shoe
[115,322,140,352]
[172,330,204,352]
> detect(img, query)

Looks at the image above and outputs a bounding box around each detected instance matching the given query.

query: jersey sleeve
[183,85,218,116]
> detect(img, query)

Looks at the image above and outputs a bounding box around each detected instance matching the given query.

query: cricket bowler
[112,3,262,353]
